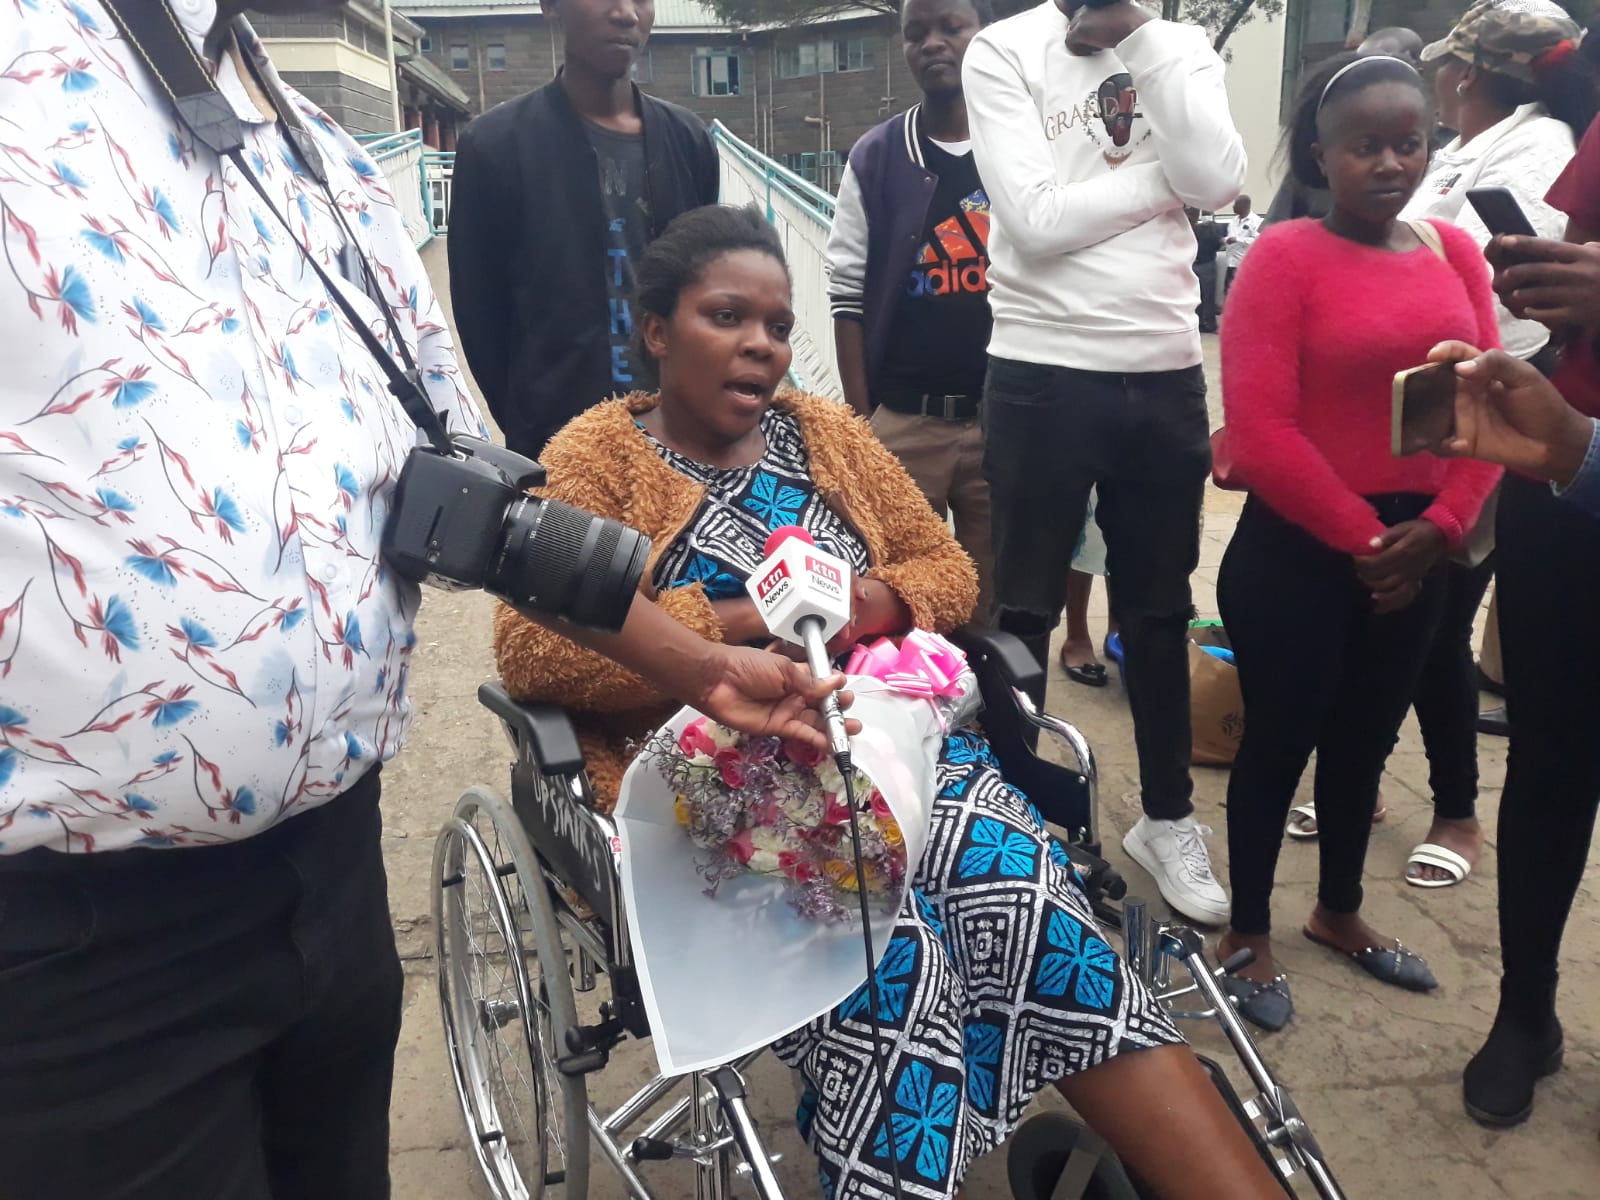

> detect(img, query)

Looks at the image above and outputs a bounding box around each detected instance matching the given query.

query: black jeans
[1407,555,1495,822]
[1220,496,1446,935]
[0,769,403,1200]
[1494,475,1600,1012]
[983,357,1210,821]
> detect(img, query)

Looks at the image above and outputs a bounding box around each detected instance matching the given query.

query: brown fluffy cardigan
[492,390,979,812]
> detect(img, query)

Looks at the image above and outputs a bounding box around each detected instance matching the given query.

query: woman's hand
[1428,343,1594,486]
[1353,521,1446,610]
[709,596,769,646]
[689,644,859,749]
[1487,236,1600,330]
[826,577,913,658]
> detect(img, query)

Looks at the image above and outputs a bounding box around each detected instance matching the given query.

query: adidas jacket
[825,105,943,395]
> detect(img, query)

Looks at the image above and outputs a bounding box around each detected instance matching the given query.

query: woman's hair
[630,204,790,384]
[1285,51,1428,189]
[1507,15,1600,143]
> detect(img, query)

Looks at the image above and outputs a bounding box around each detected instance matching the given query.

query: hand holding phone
[1465,187,1537,238]
[1491,238,1600,330]
[1391,361,1457,457]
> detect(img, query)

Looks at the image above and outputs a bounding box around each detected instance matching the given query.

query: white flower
[780,790,823,826]
[706,721,741,751]
[748,848,782,873]
[751,826,790,855]
[816,758,845,797]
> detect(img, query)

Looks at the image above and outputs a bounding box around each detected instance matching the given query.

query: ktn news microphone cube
[747,526,853,646]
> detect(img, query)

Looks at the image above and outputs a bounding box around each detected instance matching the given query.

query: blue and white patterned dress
[647,413,1182,1200]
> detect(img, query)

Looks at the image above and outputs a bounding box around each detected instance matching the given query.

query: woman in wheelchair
[493,205,1283,1200]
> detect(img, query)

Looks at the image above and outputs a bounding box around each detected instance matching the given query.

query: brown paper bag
[1189,640,1244,767]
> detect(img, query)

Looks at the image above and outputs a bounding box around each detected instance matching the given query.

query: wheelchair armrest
[945,627,1045,701]
[477,682,586,777]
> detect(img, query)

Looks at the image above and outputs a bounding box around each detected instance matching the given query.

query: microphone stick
[797,614,852,765]
[795,627,906,1200]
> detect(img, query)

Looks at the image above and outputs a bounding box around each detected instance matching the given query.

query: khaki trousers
[869,405,993,624]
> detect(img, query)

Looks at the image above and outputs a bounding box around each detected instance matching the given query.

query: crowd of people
[3,0,1600,1198]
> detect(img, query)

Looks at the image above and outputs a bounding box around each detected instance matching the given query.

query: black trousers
[1408,555,1495,821]
[982,357,1211,821]
[1195,263,1218,332]
[1494,475,1600,1011]
[0,769,403,1200]
[1220,496,1446,935]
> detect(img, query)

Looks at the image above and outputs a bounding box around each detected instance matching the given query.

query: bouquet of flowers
[643,716,906,924]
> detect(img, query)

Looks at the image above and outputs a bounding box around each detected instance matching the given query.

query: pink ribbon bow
[844,630,968,699]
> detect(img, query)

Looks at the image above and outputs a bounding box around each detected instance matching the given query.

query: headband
[1533,39,1578,73]
[1317,54,1421,114]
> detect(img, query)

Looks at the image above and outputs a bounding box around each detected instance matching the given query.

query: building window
[781,152,817,182]
[777,41,817,79]
[419,33,432,53]
[691,48,741,97]
[833,37,875,73]
[486,42,507,71]
[449,44,470,71]
[631,49,653,84]
[779,37,877,78]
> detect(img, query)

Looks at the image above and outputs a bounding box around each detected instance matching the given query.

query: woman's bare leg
[1054,1045,1283,1199]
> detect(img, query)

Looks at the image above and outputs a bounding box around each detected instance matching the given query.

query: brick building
[254,0,471,143]
[399,0,919,193]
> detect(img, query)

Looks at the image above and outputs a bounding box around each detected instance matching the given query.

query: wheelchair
[432,627,1343,1200]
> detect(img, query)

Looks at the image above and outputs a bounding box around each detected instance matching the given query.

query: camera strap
[99,0,456,454]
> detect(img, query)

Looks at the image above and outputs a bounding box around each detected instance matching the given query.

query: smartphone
[1465,187,1537,238]
[1391,362,1457,457]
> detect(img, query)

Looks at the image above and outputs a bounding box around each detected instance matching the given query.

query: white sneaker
[1122,815,1231,926]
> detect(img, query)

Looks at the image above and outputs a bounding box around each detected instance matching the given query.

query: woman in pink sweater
[1214,51,1502,1030]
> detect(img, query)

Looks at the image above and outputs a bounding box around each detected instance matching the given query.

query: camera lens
[491,495,651,633]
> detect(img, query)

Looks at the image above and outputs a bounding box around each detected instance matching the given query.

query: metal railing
[710,122,841,401]
[355,129,437,249]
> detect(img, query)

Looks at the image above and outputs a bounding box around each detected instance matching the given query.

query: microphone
[748,526,907,1200]
[746,525,853,763]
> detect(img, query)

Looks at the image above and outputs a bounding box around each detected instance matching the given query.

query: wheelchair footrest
[559,1004,627,1075]
[630,1136,676,1162]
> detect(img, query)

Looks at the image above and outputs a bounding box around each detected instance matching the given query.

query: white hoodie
[964,5,1245,371]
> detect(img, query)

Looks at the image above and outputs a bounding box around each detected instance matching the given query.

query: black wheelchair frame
[432,628,1344,1200]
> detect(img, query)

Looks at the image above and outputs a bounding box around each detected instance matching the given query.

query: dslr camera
[382,434,650,633]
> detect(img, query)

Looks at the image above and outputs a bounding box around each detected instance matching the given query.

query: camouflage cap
[1420,0,1582,83]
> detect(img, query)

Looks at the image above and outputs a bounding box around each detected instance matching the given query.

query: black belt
[876,391,981,421]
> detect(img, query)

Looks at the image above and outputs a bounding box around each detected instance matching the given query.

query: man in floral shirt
[0,3,846,1195]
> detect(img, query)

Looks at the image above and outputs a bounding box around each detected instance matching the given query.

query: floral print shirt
[0,2,484,853]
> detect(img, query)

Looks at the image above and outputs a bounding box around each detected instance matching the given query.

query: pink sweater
[1221,218,1503,555]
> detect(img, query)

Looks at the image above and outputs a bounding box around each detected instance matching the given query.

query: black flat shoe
[1065,662,1109,688]
[1303,930,1438,992]
[1464,1015,1564,1128]
[1221,973,1294,1031]
[1477,706,1510,737]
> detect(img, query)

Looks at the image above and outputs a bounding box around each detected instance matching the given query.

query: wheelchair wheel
[435,786,590,1200]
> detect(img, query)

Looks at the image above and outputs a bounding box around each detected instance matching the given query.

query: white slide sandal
[1405,843,1472,888]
